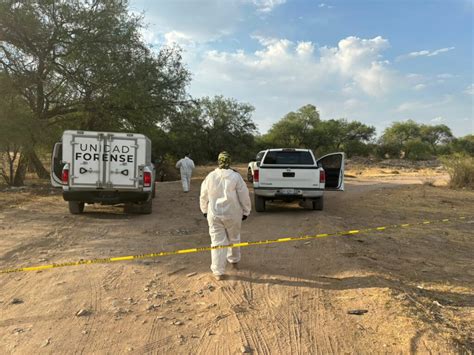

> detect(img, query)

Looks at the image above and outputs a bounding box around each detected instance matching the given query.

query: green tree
[262,105,375,156]
[160,96,257,163]
[264,104,320,148]
[318,119,375,155]
[450,135,474,156]
[420,124,453,154]
[0,0,190,181]
[0,74,35,185]
[198,96,257,162]
[404,139,432,160]
[379,120,422,158]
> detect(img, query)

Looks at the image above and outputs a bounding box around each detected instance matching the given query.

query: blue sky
[129,0,473,137]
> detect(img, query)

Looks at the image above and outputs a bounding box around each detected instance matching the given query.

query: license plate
[280,189,295,195]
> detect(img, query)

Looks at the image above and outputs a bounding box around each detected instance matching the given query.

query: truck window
[319,154,342,169]
[256,151,265,162]
[263,151,314,165]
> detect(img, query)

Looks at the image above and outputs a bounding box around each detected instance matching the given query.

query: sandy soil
[0,167,473,354]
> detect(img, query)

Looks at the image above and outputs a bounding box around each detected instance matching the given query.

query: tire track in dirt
[71,273,102,355]
[283,243,349,354]
[252,279,289,353]
[220,283,272,354]
[140,271,179,354]
[134,335,176,354]
[143,313,162,353]
[194,281,245,355]
[93,267,125,353]
[194,282,239,355]
[286,293,302,354]
[308,289,340,354]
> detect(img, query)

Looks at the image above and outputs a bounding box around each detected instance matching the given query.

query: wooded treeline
[0,0,472,186]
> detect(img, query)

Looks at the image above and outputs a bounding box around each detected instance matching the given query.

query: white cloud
[465,84,474,95]
[296,41,315,56]
[437,73,454,79]
[397,47,455,61]
[252,0,286,13]
[407,50,430,58]
[396,96,453,113]
[318,3,334,8]
[131,0,287,47]
[194,35,393,99]
[131,0,244,43]
[414,84,426,91]
[431,116,444,123]
[427,47,455,56]
[164,31,194,47]
[344,98,364,109]
[396,101,426,112]
[319,36,392,96]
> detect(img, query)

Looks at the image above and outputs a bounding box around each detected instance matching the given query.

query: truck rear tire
[69,201,85,214]
[140,199,153,214]
[312,197,324,211]
[255,195,266,212]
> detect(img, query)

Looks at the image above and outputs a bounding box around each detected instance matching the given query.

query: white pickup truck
[50,130,156,214]
[250,148,344,212]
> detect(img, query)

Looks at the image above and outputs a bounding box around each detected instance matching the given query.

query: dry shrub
[441,154,474,189]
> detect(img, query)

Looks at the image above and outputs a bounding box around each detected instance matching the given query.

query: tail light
[143,171,152,187]
[253,169,259,182]
[320,170,325,184]
[61,168,69,185]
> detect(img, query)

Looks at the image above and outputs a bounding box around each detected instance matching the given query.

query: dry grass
[441,154,474,189]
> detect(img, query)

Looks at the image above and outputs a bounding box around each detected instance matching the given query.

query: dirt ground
[0,165,473,354]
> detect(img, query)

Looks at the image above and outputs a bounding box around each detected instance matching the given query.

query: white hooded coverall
[200,168,252,276]
[176,157,195,192]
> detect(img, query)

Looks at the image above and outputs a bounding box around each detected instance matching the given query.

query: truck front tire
[312,197,324,211]
[69,201,85,214]
[255,195,266,212]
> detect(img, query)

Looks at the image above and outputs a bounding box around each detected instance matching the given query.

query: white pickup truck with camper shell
[250,148,344,212]
[51,130,156,214]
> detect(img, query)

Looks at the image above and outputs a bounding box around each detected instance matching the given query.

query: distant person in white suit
[175,153,195,192]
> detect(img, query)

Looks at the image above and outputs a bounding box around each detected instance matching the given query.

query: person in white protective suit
[200,151,251,280]
[176,153,195,192]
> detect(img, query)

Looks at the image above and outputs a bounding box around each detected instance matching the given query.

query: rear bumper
[63,190,151,204]
[254,187,323,199]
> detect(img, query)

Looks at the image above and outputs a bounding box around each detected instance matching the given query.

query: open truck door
[51,142,64,188]
[317,152,345,191]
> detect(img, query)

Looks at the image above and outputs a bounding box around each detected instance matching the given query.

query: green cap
[218,151,231,169]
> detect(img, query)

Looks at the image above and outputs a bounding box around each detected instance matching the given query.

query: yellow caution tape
[0,216,470,274]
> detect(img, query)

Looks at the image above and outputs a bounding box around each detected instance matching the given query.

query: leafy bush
[375,142,401,159]
[405,139,432,160]
[441,154,474,189]
[344,141,374,157]
[450,135,474,155]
